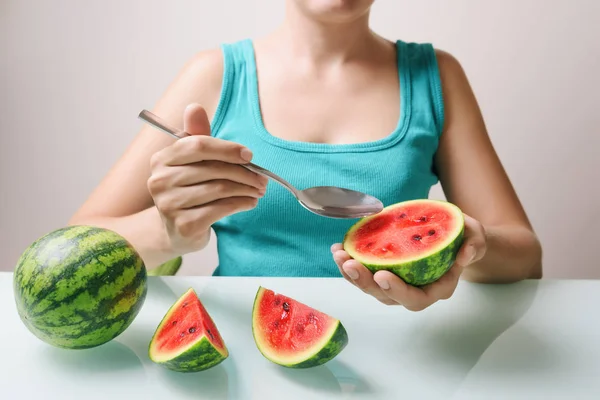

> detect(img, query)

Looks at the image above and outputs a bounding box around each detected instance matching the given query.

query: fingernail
[240,148,253,162]
[257,188,266,197]
[376,279,390,290]
[343,266,359,280]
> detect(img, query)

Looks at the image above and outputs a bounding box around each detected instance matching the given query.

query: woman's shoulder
[183,47,225,78]
[166,47,225,123]
[432,48,466,80]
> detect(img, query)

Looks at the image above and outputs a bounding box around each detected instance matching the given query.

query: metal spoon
[138,110,384,219]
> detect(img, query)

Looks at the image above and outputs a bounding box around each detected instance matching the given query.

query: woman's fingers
[372,270,434,310]
[331,243,344,253]
[160,160,267,189]
[331,244,400,305]
[151,135,252,166]
[332,248,353,281]
[455,213,487,267]
[166,196,260,248]
[372,262,465,311]
[156,180,265,212]
[183,103,211,136]
[341,260,399,305]
[196,196,260,228]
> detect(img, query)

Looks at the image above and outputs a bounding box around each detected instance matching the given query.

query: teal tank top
[209,39,444,277]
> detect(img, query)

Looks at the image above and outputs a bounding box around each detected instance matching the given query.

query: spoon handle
[240,163,298,196]
[138,110,299,197]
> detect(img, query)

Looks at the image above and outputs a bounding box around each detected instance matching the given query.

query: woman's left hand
[331,214,488,311]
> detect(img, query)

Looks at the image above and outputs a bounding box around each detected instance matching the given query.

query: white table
[1,272,599,399]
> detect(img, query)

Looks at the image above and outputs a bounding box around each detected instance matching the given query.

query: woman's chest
[256,68,402,145]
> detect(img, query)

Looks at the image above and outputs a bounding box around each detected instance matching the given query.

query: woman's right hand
[147,103,267,254]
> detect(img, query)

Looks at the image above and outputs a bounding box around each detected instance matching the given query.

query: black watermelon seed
[188,327,196,334]
[419,216,428,222]
[207,329,214,340]
[428,230,436,236]
[413,235,422,241]
[283,302,290,312]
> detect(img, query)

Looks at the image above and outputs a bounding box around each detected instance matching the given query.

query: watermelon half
[251,286,348,369]
[343,199,465,286]
[148,288,228,372]
[13,225,148,349]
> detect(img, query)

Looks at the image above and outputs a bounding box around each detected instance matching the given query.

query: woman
[69,0,542,311]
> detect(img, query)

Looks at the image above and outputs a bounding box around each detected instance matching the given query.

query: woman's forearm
[462,225,543,284]
[68,207,207,269]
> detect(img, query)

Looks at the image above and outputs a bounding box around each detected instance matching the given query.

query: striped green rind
[148,257,182,276]
[150,336,228,372]
[13,225,148,349]
[283,322,349,369]
[343,200,465,287]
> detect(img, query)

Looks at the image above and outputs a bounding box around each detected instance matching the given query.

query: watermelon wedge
[148,288,228,372]
[343,199,465,286]
[251,287,348,369]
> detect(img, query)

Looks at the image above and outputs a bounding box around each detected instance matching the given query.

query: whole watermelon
[13,225,148,349]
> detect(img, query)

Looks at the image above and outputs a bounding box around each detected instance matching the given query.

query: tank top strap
[396,40,445,138]
[210,39,257,137]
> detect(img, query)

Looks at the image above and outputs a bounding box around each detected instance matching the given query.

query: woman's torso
[208,38,445,277]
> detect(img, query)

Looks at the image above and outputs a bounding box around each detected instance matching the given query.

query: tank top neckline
[239,39,413,154]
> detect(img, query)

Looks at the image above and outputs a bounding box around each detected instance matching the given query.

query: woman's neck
[267,2,380,65]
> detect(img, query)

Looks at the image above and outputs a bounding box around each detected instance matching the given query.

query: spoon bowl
[298,186,384,218]
[138,110,384,219]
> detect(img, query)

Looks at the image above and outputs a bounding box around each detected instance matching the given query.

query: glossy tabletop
[1,272,599,399]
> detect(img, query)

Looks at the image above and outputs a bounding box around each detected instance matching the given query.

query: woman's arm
[434,49,543,283]
[68,49,225,268]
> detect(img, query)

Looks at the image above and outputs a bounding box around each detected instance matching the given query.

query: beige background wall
[1,0,598,278]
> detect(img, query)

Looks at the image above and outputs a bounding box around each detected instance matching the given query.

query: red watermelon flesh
[256,289,332,354]
[350,200,462,261]
[252,287,348,368]
[152,289,224,353]
[148,288,228,372]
